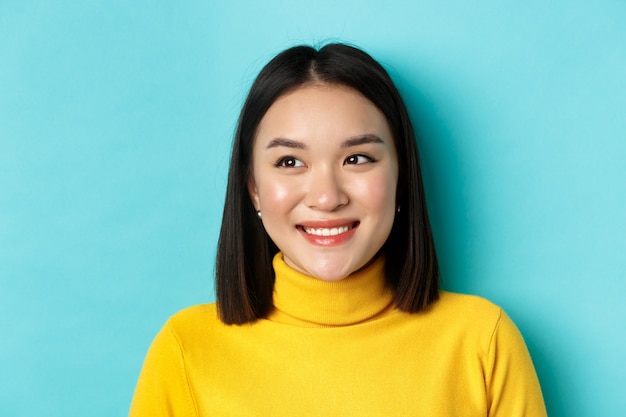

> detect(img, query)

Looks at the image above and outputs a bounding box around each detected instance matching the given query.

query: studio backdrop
[1,1,624,416]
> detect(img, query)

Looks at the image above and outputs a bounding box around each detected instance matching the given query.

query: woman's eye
[275,156,304,168]
[344,154,373,165]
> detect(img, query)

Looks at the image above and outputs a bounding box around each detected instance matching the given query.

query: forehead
[255,84,393,144]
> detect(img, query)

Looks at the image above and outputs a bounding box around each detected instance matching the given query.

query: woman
[130,43,547,416]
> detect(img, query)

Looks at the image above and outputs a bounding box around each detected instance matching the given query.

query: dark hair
[216,43,439,324]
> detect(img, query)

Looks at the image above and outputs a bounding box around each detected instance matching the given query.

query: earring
[396,205,401,213]
[257,210,262,218]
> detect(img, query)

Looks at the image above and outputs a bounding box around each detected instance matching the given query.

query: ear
[247,175,260,211]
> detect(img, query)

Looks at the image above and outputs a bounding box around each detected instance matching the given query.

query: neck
[268,253,395,327]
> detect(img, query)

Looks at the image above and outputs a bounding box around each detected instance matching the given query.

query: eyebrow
[265,134,384,150]
[266,138,306,149]
[341,134,384,148]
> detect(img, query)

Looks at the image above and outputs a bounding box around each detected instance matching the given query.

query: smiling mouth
[299,222,359,237]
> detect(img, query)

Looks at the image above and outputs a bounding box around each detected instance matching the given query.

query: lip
[296,219,359,246]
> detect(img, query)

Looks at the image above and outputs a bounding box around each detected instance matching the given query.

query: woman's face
[248,84,399,281]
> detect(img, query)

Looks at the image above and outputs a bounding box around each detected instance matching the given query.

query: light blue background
[1,1,625,416]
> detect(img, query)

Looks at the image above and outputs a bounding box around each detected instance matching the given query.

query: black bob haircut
[216,43,439,325]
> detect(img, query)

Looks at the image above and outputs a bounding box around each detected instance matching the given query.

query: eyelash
[274,156,304,168]
[274,154,376,168]
[344,154,376,165]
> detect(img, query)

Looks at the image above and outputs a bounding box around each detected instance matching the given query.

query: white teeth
[303,226,350,236]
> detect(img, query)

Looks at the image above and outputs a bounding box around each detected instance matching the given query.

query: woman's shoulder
[424,291,505,332]
[169,302,220,322]
[436,291,502,314]
[161,303,223,341]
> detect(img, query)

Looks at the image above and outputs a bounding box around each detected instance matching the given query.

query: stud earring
[396,205,401,213]
[257,210,262,218]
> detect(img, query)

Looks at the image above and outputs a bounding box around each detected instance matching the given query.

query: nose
[304,166,349,211]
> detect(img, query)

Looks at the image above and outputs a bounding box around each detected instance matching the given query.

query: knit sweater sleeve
[486,310,547,417]
[129,321,199,417]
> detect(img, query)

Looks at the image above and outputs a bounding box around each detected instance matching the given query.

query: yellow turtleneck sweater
[129,254,546,416]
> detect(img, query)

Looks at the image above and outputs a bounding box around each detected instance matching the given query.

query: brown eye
[344,154,373,165]
[275,156,304,168]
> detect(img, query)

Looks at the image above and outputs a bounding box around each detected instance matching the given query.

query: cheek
[258,180,295,210]
[352,172,397,211]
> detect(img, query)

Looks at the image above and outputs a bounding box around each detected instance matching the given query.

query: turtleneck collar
[267,252,395,327]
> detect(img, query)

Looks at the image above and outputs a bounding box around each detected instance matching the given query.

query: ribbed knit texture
[130,253,547,417]
[270,254,394,326]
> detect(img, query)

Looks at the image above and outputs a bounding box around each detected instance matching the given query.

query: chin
[311,272,351,282]
[306,262,357,282]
